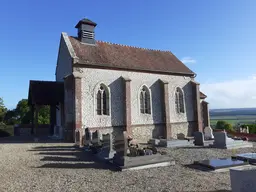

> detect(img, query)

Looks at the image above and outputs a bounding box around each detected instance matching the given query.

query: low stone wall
[14,124,51,136]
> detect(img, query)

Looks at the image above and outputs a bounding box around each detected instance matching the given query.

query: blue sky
[1,0,256,109]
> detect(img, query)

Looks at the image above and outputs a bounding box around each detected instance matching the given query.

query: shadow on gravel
[185,190,230,192]
[0,136,71,144]
[184,164,212,172]
[31,146,118,171]
[177,146,211,149]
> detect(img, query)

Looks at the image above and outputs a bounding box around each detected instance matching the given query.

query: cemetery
[77,125,256,175]
[1,128,256,191]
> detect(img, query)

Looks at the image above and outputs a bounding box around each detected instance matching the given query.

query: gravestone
[84,128,92,145]
[97,133,116,160]
[233,153,256,163]
[204,126,214,140]
[195,158,248,170]
[92,130,101,145]
[194,132,204,146]
[211,132,253,149]
[112,131,129,166]
[111,132,175,170]
[230,169,256,192]
[75,129,80,146]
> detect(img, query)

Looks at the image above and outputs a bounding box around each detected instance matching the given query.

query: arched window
[175,87,185,113]
[96,84,109,115]
[140,86,151,114]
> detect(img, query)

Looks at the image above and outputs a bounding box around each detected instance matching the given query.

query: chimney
[75,18,97,44]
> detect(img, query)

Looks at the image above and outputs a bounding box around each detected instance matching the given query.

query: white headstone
[246,126,249,134]
[204,126,214,140]
[230,169,256,192]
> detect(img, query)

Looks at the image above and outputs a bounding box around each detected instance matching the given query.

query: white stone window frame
[174,86,186,114]
[138,84,152,116]
[93,82,111,117]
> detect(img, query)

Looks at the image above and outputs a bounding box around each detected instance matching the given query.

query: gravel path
[1,137,256,192]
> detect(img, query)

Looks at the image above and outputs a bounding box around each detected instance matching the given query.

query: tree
[3,109,18,125]
[216,120,227,130]
[223,123,233,132]
[14,99,50,124]
[38,106,50,124]
[15,99,31,124]
[0,97,7,123]
[216,120,234,132]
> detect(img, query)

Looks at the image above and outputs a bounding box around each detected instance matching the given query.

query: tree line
[0,97,50,126]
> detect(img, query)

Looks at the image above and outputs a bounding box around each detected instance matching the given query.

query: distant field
[210,115,256,127]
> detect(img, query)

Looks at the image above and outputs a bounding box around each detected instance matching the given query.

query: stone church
[28,18,210,143]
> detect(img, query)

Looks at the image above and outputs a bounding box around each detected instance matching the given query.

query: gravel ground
[1,137,256,192]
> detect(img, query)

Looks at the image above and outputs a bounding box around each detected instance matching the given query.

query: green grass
[210,115,256,127]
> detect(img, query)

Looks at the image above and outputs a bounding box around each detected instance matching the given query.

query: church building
[28,18,210,143]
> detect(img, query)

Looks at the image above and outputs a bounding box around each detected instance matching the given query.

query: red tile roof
[69,36,195,76]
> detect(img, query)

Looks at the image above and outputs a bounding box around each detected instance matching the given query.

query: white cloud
[181,57,196,64]
[200,76,256,109]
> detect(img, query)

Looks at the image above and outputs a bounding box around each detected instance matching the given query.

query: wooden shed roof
[28,80,64,105]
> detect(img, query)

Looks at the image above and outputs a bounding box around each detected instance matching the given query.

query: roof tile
[69,36,195,76]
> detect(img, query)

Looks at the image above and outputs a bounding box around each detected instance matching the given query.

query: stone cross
[194,131,204,146]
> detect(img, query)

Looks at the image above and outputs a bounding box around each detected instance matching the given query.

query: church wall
[55,33,74,140]
[55,33,73,82]
[80,67,196,141]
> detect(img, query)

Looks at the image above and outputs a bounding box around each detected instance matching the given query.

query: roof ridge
[96,40,172,53]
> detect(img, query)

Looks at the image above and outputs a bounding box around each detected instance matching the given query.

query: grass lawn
[210,115,256,127]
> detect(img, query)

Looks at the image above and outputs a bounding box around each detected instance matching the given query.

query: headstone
[92,130,101,145]
[213,132,234,147]
[204,126,214,140]
[113,131,129,166]
[230,169,256,192]
[75,129,80,146]
[84,128,92,145]
[211,132,253,149]
[194,131,204,146]
[97,133,115,160]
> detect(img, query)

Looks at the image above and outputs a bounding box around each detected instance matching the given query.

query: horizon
[1,0,256,110]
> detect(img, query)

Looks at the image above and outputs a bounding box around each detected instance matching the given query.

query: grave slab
[149,138,194,148]
[210,132,253,149]
[233,153,256,163]
[194,157,249,170]
[112,154,175,171]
